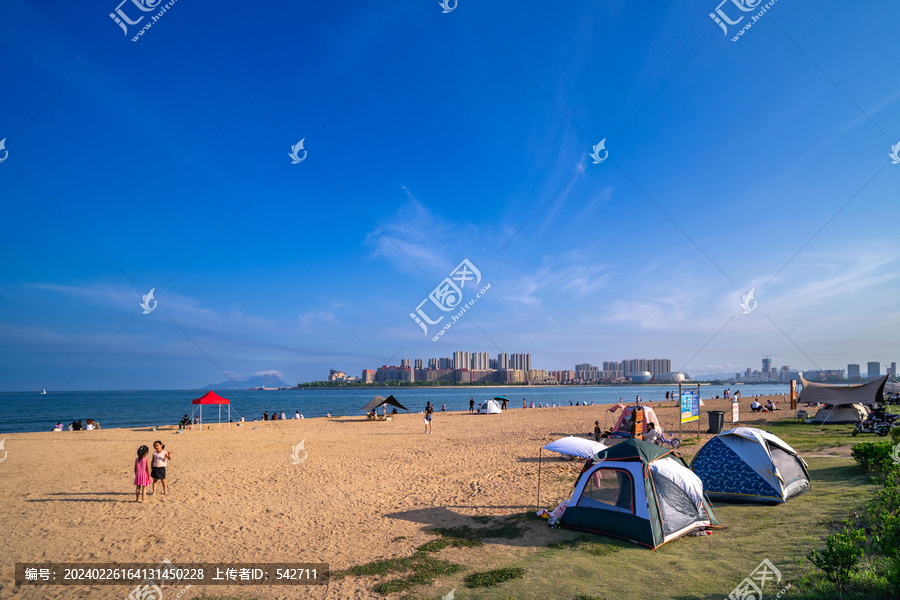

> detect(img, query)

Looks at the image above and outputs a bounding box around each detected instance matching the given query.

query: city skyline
[325,351,896,386]
[1,1,899,391]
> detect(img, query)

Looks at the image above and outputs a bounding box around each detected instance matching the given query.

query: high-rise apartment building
[414,358,423,370]
[471,352,490,370]
[511,353,531,372]
[452,351,470,370]
[400,359,411,368]
[575,363,601,381]
[762,357,772,374]
[868,362,881,379]
[847,364,860,379]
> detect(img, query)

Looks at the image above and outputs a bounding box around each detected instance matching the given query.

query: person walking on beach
[151,441,171,496]
[442,403,446,412]
[469,398,475,413]
[424,402,434,434]
[594,421,602,442]
[134,445,151,503]
[523,399,526,409]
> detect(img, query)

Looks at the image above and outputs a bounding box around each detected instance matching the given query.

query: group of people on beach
[53,419,100,431]
[133,441,171,503]
[261,410,304,420]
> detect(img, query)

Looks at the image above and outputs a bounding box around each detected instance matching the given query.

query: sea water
[0,384,790,433]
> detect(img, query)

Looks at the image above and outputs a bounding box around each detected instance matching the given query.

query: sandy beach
[0,395,796,599]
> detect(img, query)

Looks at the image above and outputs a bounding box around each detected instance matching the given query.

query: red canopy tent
[190,391,231,429]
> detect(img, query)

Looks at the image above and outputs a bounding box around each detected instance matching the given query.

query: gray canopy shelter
[884,378,900,397]
[361,394,409,414]
[799,375,886,424]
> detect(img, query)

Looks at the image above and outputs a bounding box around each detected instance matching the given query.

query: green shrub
[851,441,896,478]
[875,511,900,588]
[807,526,865,599]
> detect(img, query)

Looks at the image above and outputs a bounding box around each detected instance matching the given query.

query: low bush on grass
[463,566,525,588]
[798,448,900,599]
[850,441,897,478]
[806,525,865,599]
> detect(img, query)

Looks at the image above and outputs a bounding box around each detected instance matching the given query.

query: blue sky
[1,0,898,390]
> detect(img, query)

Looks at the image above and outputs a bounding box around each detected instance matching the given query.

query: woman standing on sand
[424,402,434,434]
[151,441,171,496]
[134,445,151,503]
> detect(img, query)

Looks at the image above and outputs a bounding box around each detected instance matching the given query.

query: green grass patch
[334,513,532,596]
[463,566,525,588]
[459,458,878,599]
[334,516,527,594]
[430,519,523,542]
[547,534,630,556]
[747,420,857,453]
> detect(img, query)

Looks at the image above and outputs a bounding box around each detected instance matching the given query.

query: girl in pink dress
[134,445,151,502]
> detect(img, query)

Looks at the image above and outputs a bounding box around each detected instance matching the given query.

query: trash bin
[707,410,725,434]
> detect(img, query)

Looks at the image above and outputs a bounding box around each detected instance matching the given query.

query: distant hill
[203,373,291,390]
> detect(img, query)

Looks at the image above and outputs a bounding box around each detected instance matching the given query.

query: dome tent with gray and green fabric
[556,438,722,549]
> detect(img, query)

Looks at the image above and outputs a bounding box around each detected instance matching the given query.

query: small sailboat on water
[41,388,46,395]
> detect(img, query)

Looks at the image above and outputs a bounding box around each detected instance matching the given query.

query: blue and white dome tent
[690,427,810,503]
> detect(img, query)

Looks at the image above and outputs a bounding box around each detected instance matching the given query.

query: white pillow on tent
[542,436,608,458]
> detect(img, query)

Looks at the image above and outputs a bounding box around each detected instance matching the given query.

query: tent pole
[537,449,542,511]
[697,384,701,440]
